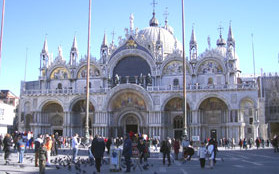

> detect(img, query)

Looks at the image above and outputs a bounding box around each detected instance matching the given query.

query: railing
[23,83,257,96]
[147,83,257,91]
[23,88,110,96]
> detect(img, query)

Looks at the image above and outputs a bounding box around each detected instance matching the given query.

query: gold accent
[50,67,70,79]
[126,39,137,48]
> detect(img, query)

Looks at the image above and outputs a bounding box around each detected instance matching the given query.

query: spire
[42,37,48,53]
[71,35,78,51]
[227,21,235,47]
[130,13,134,32]
[149,0,159,27]
[190,24,197,46]
[102,32,107,46]
[189,24,198,60]
[164,7,169,27]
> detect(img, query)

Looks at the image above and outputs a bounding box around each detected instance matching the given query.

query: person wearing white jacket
[197,142,207,168]
[207,140,215,169]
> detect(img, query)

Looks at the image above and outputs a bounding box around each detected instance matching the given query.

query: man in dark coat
[160,138,171,166]
[91,135,105,173]
[106,137,112,154]
[3,133,13,165]
[122,133,132,172]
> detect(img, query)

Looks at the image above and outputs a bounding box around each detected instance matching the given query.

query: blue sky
[0,0,278,96]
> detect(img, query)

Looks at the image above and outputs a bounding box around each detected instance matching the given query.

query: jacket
[122,137,132,158]
[197,146,207,158]
[91,137,105,158]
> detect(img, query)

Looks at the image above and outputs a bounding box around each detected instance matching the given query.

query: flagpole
[0,0,5,73]
[182,0,188,138]
[251,33,255,79]
[85,0,91,143]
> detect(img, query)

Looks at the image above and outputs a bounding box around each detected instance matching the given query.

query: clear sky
[0,0,278,96]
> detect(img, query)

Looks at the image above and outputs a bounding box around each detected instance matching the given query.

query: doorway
[126,125,138,134]
[53,130,63,136]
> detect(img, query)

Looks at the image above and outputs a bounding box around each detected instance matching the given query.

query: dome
[138,26,182,55]
[216,37,226,46]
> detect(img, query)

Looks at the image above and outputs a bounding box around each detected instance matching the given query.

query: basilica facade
[18,12,267,142]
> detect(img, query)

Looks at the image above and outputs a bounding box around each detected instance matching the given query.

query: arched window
[57,83,62,89]
[208,78,213,85]
[173,79,179,86]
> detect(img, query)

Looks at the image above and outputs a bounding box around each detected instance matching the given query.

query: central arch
[199,97,228,141]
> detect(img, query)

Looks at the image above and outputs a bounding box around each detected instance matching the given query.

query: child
[197,142,207,168]
[38,143,47,174]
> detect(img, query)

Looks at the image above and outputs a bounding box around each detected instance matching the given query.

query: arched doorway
[71,100,94,136]
[164,97,190,139]
[199,97,228,141]
[121,114,139,134]
[41,102,64,135]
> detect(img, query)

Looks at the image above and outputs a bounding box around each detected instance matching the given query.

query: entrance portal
[126,125,138,134]
[54,130,63,136]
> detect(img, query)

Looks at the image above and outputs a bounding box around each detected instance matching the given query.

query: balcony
[22,82,257,96]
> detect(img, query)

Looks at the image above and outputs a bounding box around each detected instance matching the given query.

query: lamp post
[84,0,92,144]
[181,0,188,138]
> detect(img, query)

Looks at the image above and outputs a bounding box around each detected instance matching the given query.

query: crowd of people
[0,131,279,173]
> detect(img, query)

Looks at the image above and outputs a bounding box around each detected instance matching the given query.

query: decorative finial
[207,35,211,49]
[218,23,224,38]
[130,13,134,32]
[164,7,169,24]
[151,0,158,14]
[111,29,116,44]
[58,45,63,57]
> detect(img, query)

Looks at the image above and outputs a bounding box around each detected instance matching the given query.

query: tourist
[207,140,215,169]
[17,136,26,163]
[160,138,171,166]
[173,138,180,160]
[34,134,43,167]
[91,134,105,173]
[72,133,80,163]
[106,137,112,154]
[3,133,13,165]
[197,142,207,168]
[122,133,132,172]
[44,135,52,166]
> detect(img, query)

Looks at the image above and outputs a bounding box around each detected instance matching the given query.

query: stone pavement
[0,146,278,174]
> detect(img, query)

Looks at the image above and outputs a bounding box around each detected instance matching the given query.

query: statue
[114,74,120,85]
[146,73,152,86]
[138,73,143,84]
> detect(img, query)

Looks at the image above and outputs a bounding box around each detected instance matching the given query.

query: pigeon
[19,164,25,168]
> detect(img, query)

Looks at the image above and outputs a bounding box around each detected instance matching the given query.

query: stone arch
[76,63,102,79]
[239,97,257,108]
[161,57,192,75]
[117,110,143,127]
[69,96,97,112]
[107,49,156,77]
[196,94,231,110]
[104,84,153,111]
[161,94,192,111]
[195,57,226,75]
[38,98,64,111]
